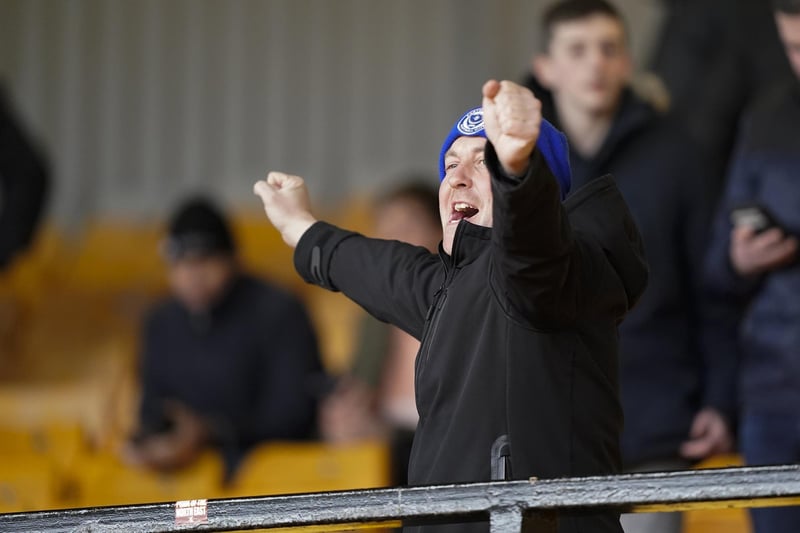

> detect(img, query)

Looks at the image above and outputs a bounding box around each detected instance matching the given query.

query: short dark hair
[164,196,235,260]
[773,0,800,15]
[541,0,626,50]
[377,181,440,231]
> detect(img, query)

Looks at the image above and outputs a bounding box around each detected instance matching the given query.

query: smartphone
[729,204,784,234]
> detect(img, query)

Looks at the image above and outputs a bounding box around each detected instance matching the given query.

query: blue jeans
[740,411,800,533]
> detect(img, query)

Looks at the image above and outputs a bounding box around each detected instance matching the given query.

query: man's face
[167,254,235,314]
[536,14,631,117]
[439,136,493,254]
[776,12,800,80]
[376,197,441,253]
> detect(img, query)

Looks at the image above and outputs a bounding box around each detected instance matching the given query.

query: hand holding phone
[729,204,783,234]
[728,204,797,276]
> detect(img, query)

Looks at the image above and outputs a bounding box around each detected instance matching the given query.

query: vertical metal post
[490,507,558,533]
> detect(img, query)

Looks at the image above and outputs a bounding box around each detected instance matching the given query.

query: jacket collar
[522,74,658,170]
[589,89,655,167]
[438,220,491,271]
[179,272,243,325]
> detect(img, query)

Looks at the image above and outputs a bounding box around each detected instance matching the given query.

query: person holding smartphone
[704,1,800,532]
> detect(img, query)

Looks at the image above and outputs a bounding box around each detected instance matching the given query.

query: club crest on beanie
[438,107,572,200]
[456,108,486,136]
[438,108,487,179]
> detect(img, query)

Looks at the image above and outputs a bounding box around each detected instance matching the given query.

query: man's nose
[446,166,473,189]
[586,46,608,69]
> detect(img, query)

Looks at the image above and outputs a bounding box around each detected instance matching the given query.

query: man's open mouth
[451,202,479,222]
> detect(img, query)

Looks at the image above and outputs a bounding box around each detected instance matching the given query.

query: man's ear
[531,54,554,89]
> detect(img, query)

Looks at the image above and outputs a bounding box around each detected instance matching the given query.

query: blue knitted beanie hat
[438,107,572,200]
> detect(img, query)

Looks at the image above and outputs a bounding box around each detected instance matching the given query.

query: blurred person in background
[320,181,441,486]
[526,1,736,531]
[0,84,49,272]
[651,0,794,189]
[124,197,324,476]
[704,1,800,531]
[0,84,49,367]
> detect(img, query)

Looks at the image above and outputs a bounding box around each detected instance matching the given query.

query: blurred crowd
[1,1,799,532]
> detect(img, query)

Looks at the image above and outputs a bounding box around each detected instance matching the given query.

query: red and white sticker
[175,499,208,525]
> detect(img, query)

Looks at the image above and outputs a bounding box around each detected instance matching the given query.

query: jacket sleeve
[0,89,49,269]
[703,112,765,301]
[485,142,631,330]
[135,313,171,438]
[293,222,442,340]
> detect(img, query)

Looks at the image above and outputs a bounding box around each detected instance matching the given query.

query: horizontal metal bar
[1,465,799,532]
[489,506,524,533]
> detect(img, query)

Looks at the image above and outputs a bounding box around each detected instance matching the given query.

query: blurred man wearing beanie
[124,197,324,476]
[255,80,647,532]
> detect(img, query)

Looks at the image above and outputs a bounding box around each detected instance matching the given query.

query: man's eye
[477,158,486,166]
[601,42,621,58]
[446,162,458,170]
[569,43,585,59]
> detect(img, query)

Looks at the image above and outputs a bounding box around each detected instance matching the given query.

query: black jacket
[705,80,800,415]
[295,143,647,533]
[652,0,793,184]
[0,86,49,269]
[138,274,324,472]
[525,77,739,467]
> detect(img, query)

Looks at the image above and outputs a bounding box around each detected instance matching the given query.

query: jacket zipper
[414,223,465,408]
[415,286,448,397]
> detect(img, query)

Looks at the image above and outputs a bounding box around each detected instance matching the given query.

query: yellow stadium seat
[64,220,166,295]
[228,441,390,498]
[303,288,365,374]
[0,337,134,447]
[682,454,752,533]
[0,297,19,370]
[231,210,366,373]
[231,212,301,290]
[0,224,67,305]
[0,423,85,469]
[76,450,225,507]
[0,424,88,510]
[328,195,376,237]
[231,195,375,291]
[0,454,58,513]
[0,224,68,363]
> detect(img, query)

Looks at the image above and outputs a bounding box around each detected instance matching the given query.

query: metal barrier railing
[1,464,799,532]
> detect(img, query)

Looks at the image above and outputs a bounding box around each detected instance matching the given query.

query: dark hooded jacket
[138,274,324,474]
[652,0,793,185]
[294,141,647,533]
[524,75,739,467]
[0,85,49,269]
[705,79,800,416]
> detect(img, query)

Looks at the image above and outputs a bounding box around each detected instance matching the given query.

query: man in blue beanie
[255,79,647,533]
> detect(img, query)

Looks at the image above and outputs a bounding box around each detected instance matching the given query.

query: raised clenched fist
[253,171,317,248]
[481,80,542,176]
